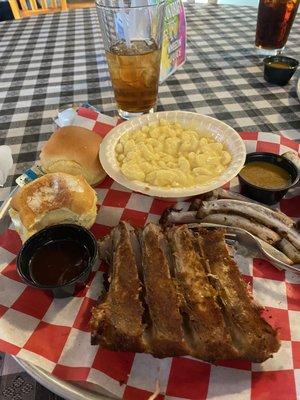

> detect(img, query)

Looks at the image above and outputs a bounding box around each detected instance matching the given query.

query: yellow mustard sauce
[267,61,292,70]
[239,161,291,189]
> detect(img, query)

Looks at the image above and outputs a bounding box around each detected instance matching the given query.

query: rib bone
[201,213,281,244]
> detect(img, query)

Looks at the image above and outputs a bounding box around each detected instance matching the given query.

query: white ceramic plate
[99,111,246,200]
[297,78,300,101]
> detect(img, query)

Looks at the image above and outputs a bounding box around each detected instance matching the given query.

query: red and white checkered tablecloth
[0,107,299,400]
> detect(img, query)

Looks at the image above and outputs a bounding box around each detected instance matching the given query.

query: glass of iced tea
[95,0,166,119]
[255,0,300,55]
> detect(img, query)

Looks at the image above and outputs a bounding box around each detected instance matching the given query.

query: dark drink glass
[255,0,300,55]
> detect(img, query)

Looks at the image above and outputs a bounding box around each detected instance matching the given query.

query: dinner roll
[9,172,97,242]
[39,126,106,186]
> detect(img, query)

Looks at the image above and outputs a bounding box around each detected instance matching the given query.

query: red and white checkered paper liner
[0,107,299,400]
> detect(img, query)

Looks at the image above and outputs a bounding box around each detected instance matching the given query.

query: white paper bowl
[99,111,246,200]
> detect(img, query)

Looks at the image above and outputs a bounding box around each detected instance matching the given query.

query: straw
[119,0,131,47]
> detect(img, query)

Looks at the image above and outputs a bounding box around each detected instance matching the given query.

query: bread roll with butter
[40,126,106,186]
[9,173,97,242]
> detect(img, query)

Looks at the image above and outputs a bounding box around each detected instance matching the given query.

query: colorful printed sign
[160,0,186,82]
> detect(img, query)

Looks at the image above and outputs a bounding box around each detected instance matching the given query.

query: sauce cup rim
[263,55,299,69]
[237,151,299,193]
[17,224,98,289]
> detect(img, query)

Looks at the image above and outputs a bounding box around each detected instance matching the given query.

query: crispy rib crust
[198,228,280,362]
[168,225,238,361]
[90,222,145,351]
[140,224,189,357]
[91,222,280,363]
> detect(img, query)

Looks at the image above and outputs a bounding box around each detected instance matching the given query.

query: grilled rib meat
[91,222,280,362]
[167,225,238,361]
[90,222,145,351]
[139,224,189,357]
[160,193,300,263]
[196,227,280,362]
[198,199,300,249]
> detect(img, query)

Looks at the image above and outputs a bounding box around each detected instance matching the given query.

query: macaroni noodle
[115,120,231,188]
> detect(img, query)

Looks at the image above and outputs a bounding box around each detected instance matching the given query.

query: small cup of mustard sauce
[263,56,298,86]
[17,224,98,298]
[238,152,299,205]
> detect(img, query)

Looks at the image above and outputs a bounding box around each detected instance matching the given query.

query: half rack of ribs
[90,221,280,363]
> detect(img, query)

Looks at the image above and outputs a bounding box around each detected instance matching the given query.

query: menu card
[160,0,186,82]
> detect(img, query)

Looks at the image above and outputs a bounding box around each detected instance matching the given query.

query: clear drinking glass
[95,0,166,119]
[255,0,300,56]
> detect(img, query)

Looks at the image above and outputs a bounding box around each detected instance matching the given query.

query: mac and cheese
[115,120,231,188]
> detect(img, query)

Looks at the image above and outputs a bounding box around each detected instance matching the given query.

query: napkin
[54,107,77,127]
[0,145,13,186]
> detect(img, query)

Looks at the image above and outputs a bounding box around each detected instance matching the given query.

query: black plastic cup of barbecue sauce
[238,152,299,205]
[263,56,298,86]
[17,224,98,298]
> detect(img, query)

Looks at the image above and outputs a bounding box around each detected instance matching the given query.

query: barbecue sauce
[266,61,294,70]
[29,239,89,286]
[239,161,291,189]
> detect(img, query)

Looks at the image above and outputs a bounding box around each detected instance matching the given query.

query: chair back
[9,0,68,19]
